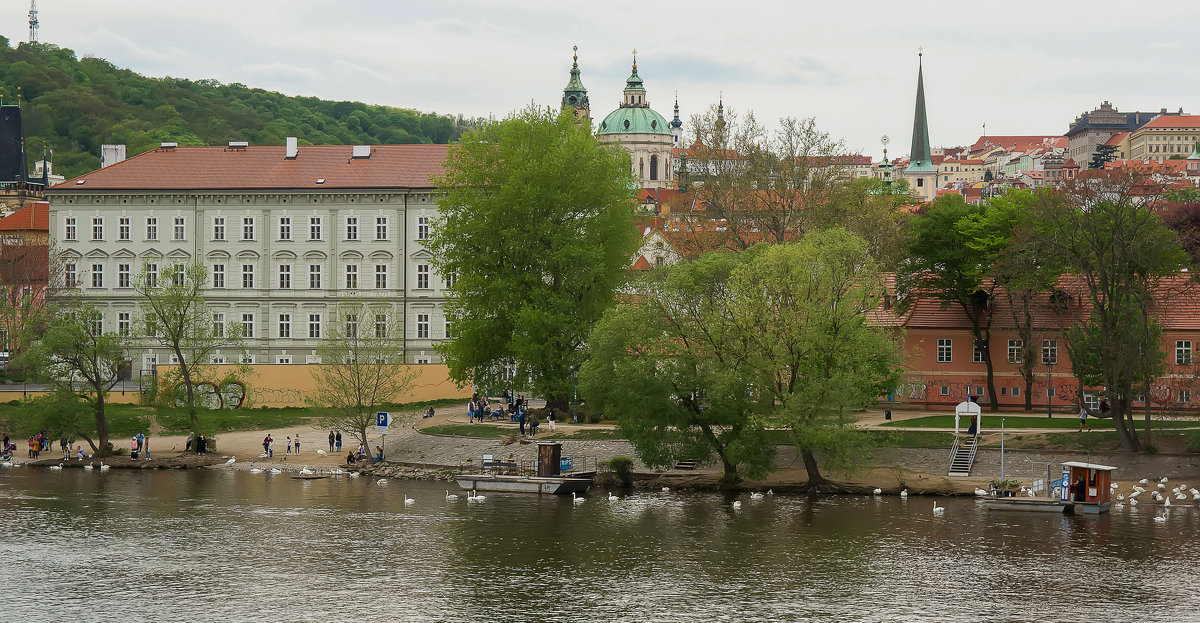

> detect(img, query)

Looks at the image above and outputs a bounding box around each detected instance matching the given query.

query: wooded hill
[0,37,475,179]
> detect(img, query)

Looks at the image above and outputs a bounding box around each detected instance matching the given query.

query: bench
[674,460,698,470]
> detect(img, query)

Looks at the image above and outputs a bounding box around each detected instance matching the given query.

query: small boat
[455,473,592,495]
[291,473,331,480]
[986,461,1117,515]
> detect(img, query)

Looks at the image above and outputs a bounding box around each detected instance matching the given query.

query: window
[1000,387,1008,396]
[376,217,388,240]
[118,312,131,337]
[242,264,255,289]
[375,265,387,289]
[88,318,103,336]
[375,314,387,338]
[213,217,225,240]
[173,217,186,240]
[1007,339,1023,364]
[415,355,431,365]
[65,217,77,241]
[444,271,457,289]
[972,344,984,364]
[118,264,130,288]
[1012,387,1020,397]
[144,263,158,288]
[1083,390,1099,409]
[974,386,984,398]
[309,264,322,289]
[309,216,322,241]
[345,264,358,289]
[146,217,158,240]
[170,264,185,287]
[91,263,104,288]
[416,264,430,289]
[1041,339,1058,365]
[92,217,103,240]
[278,264,291,289]
[346,217,358,240]
[279,216,291,241]
[417,216,429,240]
[276,355,292,364]
[345,314,358,338]
[939,385,949,396]
[444,318,453,339]
[308,314,321,338]
[1177,340,1193,365]
[242,217,255,241]
[278,314,291,338]
[1047,387,1055,398]
[1180,390,1193,404]
[417,313,430,339]
[212,264,225,289]
[241,313,254,338]
[239,354,255,365]
[936,338,952,363]
[119,217,130,241]
[212,313,225,338]
[210,354,226,364]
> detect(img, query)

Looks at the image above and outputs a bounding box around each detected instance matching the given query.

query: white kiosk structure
[949,400,982,476]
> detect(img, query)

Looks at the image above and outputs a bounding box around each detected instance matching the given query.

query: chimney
[286,136,298,159]
[100,144,127,167]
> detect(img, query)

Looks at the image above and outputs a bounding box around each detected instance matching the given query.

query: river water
[3,468,1199,622]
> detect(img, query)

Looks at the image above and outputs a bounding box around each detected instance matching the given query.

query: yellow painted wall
[152,363,470,408]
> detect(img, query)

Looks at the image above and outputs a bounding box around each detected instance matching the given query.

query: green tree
[1089,144,1119,170]
[310,301,418,450]
[18,304,127,455]
[581,252,774,484]
[900,194,1006,410]
[136,262,244,443]
[428,106,637,408]
[1036,171,1189,450]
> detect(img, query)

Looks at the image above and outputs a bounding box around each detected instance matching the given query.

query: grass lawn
[882,415,1200,430]
[421,424,515,438]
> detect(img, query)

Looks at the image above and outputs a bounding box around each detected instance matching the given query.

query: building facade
[1128,115,1200,160]
[47,142,452,375]
[596,55,675,190]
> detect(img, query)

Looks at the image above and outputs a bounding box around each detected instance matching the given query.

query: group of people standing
[184,431,209,455]
[465,392,556,438]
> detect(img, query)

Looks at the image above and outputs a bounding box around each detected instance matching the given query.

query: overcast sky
[5,0,1200,159]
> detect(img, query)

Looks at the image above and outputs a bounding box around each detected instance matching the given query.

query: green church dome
[598,106,672,136]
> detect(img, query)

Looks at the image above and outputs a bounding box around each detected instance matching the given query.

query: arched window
[650,155,659,181]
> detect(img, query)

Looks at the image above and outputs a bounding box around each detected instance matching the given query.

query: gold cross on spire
[572,45,578,62]
[632,48,638,69]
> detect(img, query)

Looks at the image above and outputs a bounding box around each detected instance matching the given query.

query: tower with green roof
[904,52,938,202]
[597,51,675,190]
[561,46,590,123]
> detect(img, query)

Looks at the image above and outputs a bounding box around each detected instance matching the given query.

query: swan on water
[1130,499,1139,506]
[330,469,345,476]
[225,457,236,466]
[766,489,774,495]
[974,488,990,497]
[1164,497,1172,508]
[608,492,619,501]
[376,478,388,486]
[899,489,908,498]
[348,471,360,478]
[298,466,313,475]
[1139,479,1149,485]
[404,494,415,506]
[467,490,487,503]
[1113,502,1123,510]
[49,464,63,471]
[661,486,670,492]
[1155,513,1168,523]
[932,501,944,516]
[731,500,742,510]
[750,492,765,500]
[0,461,12,468]
[99,463,109,471]
[249,468,262,474]
[1175,493,1187,501]
[269,468,282,474]
[83,464,94,471]
[1117,494,1125,501]
[446,490,459,501]
[572,492,585,505]
[871,488,882,496]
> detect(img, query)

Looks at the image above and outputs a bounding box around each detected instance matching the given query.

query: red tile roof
[1141,115,1200,130]
[51,144,450,191]
[631,256,652,271]
[969,135,1067,155]
[0,201,49,231]
[1105,132,1129,147]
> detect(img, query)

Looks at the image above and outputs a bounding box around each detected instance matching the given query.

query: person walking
[135,431,145,455]
[335,432,342,453]
[144,434,150,459]
[1078,404,1092,432]
[518,410,527,436]
[328,430,335,453]
[467,397,477,423]
[529,415,539,438]
[267,435,274,458]
[294,433,301,454]
[285,435,292,455]
[263,435,271,457]
[547,408,556,433]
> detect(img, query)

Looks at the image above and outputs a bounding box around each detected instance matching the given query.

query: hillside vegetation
[0,38,475,179]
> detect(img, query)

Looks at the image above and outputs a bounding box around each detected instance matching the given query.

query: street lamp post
[1047,360,1053,418]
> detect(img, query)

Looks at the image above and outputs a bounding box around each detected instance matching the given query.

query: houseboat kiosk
[985,461,1116,515]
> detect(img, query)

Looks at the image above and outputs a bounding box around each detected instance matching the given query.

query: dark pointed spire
[906,52,936,173]
[561,45,589,114]
[670,91,682,130]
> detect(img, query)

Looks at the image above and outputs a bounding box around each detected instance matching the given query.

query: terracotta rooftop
[1105,132,1129,147]
[50,144,450,192]
[0,201,49,231]
[1140,115,1200,130]
[969,135,1067,155]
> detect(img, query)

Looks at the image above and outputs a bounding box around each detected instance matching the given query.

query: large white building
[47,141,451,376]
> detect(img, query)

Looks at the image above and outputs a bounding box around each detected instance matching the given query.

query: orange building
[879,276,1200,413]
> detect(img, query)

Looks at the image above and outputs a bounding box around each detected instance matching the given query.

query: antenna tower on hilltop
[29,1,40,43]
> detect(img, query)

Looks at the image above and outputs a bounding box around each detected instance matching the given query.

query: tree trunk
[802,449,828,488]
[981,340,999,411]
[1112,398,1141,452]
[1023,374,1033,412]
[93,392,109,455]
[1143,381,1153,450]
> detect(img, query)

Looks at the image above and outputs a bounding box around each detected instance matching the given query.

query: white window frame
[242,264,255,289]
[279,216,291,241]
[375,216,388,240]
[173,217,186,241]
[416,264,430,290]
[144,263,158,288]
[64,217,77,241]
[118,312,131,337]
[1041,339,1058,365]
[936,338,952,363]
[374,314,387,339]
[309,264,321,289]
[212,264,225,289]
[309,216,322,241]
[345,264,358,289]
[118,217,130,241]
[1177,340,1193,366]
[972,344,984,364]
[241,313,255,338]
[90,263,104,288]
[213,217,225,241]
[1007,339,1023,364]
[417,216,429,240]
[346,216,358,241]
[278,264,291,290]
[212,312,225,338]
[146,217,158,241]
[375,264,387,289]
[92,217,103,241]
[416,313,430,339]
[276,355,292,364]
[308,313,321,339]
[278,313,291,339]
[242,217,255,241]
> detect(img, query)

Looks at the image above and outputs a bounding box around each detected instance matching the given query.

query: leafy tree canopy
[0,40,477,179]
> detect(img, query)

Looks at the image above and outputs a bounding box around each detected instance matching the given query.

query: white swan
[98,463,109,471]
[0,461,12,468]
[871,488,882,496]
[446,490,459,501]
[1114,502,1124,509]
[258,452,268,459]
[1155,513,1168,523]
[750,492,765,500]
[932,501,945,516]
[376,478,388,485]
[330,469,345,476]
[899,489,908,498]
[316,449,328,456]
[225,457,236,466]
[1164,497,1172,507]
[298,466,313,475]
[83,464,94,471]
[1130,499,1139,506]
[1157,483,1166,490]
[766,489,774,495]
[1134,485,1145,493]
[49,463,63,471]
[572,492,585,505]
[974,488,990,497]
[1110,483,1119,489]
[1117,494,1125,501]
[731,500,742,510]
[269,468,282,474]
[404,494,415,506]
[349,471,360,478]
[466,490,486,503]
[249,468,262,474]
[1161,477,1170,483]
[608,492,619,501]
[1176,493,1187,500]
[661,486,670,492]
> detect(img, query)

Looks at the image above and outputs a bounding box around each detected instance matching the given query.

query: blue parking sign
[377,412,389,427]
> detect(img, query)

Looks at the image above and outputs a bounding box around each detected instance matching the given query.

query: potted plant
[991,479,1021,497]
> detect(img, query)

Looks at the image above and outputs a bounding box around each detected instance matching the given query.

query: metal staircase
[948,433,979,477]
